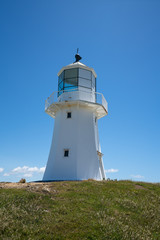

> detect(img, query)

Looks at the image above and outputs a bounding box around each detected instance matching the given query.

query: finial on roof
[74,48,82,63]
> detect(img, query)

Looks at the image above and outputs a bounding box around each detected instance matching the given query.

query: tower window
[67,112,72,118]
[64,149,69,157]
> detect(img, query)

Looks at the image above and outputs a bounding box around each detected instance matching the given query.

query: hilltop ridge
[0,180,160,239]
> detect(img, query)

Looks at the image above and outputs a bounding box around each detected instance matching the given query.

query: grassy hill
[0,180,160,240]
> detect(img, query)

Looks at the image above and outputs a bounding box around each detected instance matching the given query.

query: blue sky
[0,0,160,182]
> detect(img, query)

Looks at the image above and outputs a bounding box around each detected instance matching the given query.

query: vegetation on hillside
[0,180,160,240]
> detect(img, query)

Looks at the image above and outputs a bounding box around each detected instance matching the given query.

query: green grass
[0,181,160,239]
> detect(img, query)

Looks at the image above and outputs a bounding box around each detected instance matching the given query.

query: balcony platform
[45,90,108,119]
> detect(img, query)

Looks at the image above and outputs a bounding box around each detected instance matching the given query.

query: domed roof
[58,61,97,78]
[68,61,86,67]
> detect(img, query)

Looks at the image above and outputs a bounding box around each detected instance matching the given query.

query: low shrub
[19,178,26,183]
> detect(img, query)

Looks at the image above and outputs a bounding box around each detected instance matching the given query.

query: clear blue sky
[0,0,160,182]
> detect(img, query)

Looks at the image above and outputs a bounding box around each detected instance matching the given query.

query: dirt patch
[0,182,58,194]
[135,184,146,190]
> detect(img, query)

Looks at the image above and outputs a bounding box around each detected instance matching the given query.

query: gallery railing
[45,89,108,113]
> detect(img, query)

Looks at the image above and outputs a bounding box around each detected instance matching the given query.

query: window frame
[64,149,69,157]
[67,112,72,119]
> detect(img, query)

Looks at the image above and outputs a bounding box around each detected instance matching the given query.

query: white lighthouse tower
[43,52,108,181]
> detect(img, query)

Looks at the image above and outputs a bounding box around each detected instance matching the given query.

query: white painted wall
[43,104,105,181]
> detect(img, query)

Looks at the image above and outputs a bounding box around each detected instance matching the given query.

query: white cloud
[3,173,10,176]
[105,168,119,173]
[39,167,46,173]
[11,166,46,174]
[12,166,40,173]
[3,166,46,178]
[12,166,28,173]
[131,174,144,179]
[0,168,4,173]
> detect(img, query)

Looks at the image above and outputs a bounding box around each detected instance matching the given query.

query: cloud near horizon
[3,166,46,178]
[105,169,119,173]
[131,174,145,179]
[0,168,4,173]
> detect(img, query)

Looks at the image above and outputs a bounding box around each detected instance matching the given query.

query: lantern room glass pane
[58,80,63,90]
[79,78,91,88]
[79,69,91,80]
[64,77,78,88]
[65,69,78,79]
[64,86,78,93]
[92,74,96,87]
[58,71,64,84]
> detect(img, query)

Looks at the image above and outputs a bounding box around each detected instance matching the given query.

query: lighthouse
[43,52,108,181]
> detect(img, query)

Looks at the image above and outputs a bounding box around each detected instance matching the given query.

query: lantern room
[57,62,97,97]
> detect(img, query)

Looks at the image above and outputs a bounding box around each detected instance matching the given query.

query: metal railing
[45,89,108,112]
